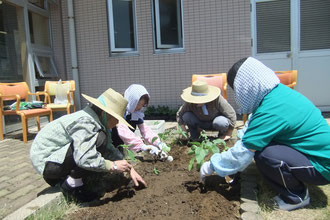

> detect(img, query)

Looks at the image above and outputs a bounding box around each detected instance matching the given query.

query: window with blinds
[256,0,290,53]
[300,0,330,51]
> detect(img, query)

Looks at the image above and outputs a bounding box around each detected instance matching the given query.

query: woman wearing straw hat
[199,57,330,211]
[177,80,236,141]
[30,88,146,203]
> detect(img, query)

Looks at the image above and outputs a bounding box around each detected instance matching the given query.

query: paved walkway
[0,114,329,219]
[0,128,49,219]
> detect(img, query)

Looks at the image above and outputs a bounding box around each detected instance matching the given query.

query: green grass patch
[26,197,76,220]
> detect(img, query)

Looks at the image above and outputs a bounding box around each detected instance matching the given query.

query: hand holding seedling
[142,144,173,162]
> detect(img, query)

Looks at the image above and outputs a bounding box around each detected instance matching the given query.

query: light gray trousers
[182,111,230,139]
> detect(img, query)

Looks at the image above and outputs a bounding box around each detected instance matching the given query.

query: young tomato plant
[188,130,227,171]
[153,167,159,175]
[170,125,188,145]
[152,135,171,153]
[120,144,136,161]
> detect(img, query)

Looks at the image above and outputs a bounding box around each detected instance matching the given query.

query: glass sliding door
[0,2,25,82]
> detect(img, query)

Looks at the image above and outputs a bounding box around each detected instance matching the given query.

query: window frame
[152,0,184,53]
[107,0,138,56]
[32,47,58,78]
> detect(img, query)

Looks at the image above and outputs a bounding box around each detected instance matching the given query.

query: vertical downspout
[67,0,81,110]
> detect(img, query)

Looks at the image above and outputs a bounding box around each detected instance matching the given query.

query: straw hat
[181,80,221,104]
[82,88,133,129]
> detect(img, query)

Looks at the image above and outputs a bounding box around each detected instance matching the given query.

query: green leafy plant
[153,167,159,175]
[120,144,136,161]
[167,125,188,145]
[158,129,171,143]
[187,130,227,171]
[151,136,171,153]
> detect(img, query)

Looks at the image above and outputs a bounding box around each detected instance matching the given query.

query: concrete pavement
[0,128,51,219]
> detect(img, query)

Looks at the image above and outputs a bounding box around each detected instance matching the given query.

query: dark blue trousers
[254,144,329,204]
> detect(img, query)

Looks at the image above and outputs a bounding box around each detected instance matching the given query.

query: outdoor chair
[192,73,228,99]
[0,82,53,143]
[242,70,298,124]
[275,70,297,89]
[44,80,76,115]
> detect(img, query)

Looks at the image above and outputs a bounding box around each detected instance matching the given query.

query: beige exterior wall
[54,0,251,110]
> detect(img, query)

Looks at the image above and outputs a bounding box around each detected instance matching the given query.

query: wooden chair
[242,70,298,124]
[275,70,297,89]
[0,82,53,143]
[192,73,228,99]
[44,80,76,115]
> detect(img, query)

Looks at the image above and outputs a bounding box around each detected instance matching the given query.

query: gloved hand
[157,142,171,152]
[200,161,214,183]
[159,151,168,160]
[141,145,161,156]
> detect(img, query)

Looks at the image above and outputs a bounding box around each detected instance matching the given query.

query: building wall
[56,0,251,110]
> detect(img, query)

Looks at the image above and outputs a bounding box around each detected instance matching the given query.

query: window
[28,0,46,9]
[33,52,58,78]
[107,0,138,55]
[27,5,58,78]
[28,10,50,47]
[153,0,184,52]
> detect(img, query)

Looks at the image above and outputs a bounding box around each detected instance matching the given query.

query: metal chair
[0,82,53,143]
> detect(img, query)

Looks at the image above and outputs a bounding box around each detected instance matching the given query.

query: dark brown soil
[67,144,240,220]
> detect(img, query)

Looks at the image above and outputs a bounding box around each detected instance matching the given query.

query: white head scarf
[234,57,280,114]
[124,84,150,121]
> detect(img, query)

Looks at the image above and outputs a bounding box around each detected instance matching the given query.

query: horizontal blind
[256,0,290,53]
[300,0,330,51]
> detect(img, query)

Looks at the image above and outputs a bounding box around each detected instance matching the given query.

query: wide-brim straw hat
[82,88,133,129]
[181,80,221,104]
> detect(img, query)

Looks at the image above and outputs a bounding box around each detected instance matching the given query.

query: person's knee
[182,112,198,126]
[212,116,229,132]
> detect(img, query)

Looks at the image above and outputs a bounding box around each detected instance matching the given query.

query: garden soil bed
[67,143,240,220]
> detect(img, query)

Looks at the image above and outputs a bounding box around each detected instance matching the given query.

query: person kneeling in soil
[176,80,236,141]
[30,88,146,203]
[200,57,330,211]
[111,84,172,161]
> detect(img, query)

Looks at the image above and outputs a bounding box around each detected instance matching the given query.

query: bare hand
[130,168,147,187]
[112,160,132,172]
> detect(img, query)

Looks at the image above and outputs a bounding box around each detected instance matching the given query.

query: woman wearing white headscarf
[111,84,171,160]
[199,57,330,211]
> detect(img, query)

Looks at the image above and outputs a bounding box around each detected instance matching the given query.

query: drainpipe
[67,0,81,110]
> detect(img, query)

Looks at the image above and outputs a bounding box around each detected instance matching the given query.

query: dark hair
[140,94,149,106]
[90,103,103,116]
[227,57,248,89]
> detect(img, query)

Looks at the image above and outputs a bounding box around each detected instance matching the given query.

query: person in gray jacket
[30,88,146,202]
[177,80,236,141]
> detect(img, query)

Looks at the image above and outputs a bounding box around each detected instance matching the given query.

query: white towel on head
[124,84,150,121]
[234,57,279,114]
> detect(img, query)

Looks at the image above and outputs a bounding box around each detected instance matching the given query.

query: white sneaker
[274,189,310,211]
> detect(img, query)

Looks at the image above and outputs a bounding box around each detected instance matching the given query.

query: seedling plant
[120,144,136,162]
[188,130,228,171]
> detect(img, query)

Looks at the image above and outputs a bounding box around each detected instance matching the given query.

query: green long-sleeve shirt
[243,84,330,181]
